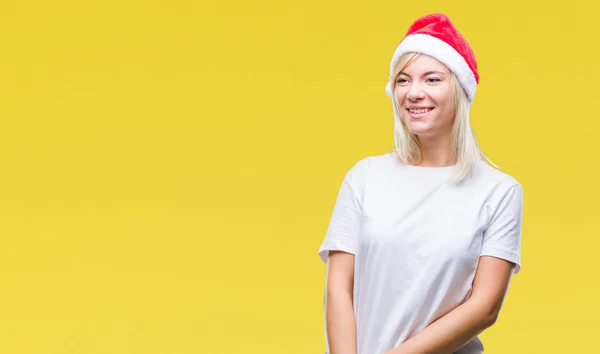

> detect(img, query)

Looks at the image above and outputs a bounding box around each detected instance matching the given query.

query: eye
[396,77,408,84]
[427,77,441,83]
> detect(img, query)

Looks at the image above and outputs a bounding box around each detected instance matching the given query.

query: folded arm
[386,255,515,354]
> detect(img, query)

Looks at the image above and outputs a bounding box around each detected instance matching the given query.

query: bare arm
[386,256,515,354]
[326,250,357,354]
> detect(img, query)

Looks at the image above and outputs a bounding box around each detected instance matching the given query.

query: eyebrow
[398,71,446,77]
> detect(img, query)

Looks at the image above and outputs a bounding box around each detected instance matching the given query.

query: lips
[407,108,433,114]
[406,107,434,119]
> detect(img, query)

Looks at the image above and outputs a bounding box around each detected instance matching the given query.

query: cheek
[394,89,407,103]
[432,91,454,114]
[437,100,454,116]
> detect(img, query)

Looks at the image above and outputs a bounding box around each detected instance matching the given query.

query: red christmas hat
[385,14,479,102]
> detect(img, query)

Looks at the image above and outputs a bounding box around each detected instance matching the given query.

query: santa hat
[385,14,479,102]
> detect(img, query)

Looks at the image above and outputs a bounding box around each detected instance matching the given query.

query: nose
[407,82,425,101]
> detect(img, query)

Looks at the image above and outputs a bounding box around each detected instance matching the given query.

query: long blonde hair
[389,52,498,181]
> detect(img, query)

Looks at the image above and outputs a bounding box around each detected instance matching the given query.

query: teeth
[409,108,432,114]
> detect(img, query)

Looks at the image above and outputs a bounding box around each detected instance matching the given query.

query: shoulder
[475,160,523,196]
[337,152,396,197]
[473,161,524,216]
[343,152,393,182]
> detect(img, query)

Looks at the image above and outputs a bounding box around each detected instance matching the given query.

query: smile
[407,108,433,114]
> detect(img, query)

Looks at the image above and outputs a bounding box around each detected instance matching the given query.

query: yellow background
[0,0,597,353]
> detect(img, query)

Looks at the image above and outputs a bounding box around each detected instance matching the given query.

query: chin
[406,122,433,136]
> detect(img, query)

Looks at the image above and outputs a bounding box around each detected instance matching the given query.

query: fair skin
[385,256,514,354]
[326,54,516,354]
[326,251,357,354]
[382,54,516,353]
[394,54,456,167]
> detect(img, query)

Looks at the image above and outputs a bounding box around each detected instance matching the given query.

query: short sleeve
[317,158,369,264]
[481,183,524,274]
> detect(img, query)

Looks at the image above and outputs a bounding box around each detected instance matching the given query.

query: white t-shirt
[318,152,523,354]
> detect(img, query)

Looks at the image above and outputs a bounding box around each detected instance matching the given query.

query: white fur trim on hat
[385,34,477,102]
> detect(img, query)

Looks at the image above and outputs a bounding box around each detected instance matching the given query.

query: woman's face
[394,55,455,139]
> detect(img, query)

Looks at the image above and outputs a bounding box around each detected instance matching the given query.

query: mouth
[407,108,433,114]
[406,107,434,118]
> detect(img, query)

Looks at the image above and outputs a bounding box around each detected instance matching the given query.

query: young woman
[318,14,524,354]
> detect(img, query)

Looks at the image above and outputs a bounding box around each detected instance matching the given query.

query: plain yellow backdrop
[0,0,598,353]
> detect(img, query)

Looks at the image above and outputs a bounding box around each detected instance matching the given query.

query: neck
[415,134,455,167]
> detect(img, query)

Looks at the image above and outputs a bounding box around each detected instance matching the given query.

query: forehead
[402,54,451,74]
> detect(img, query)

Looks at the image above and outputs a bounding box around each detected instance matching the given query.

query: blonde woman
[318,13,523,354]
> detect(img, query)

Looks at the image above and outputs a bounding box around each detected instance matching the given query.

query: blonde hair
[389,52,498,181]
